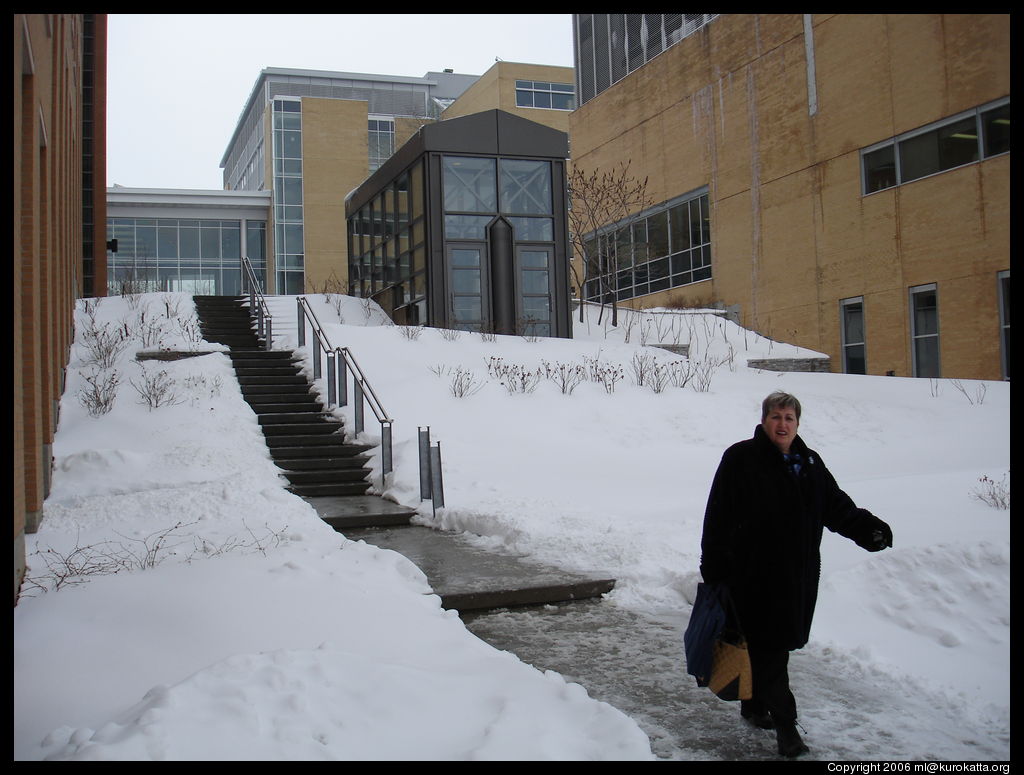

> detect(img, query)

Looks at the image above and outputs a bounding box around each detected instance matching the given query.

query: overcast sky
[106,14,576,191]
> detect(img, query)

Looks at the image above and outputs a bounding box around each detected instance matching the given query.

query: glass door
[517,247,553,337]
[448,244,488,332]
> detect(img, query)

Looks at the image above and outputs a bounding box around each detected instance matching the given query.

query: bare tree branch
[567,161,651,326]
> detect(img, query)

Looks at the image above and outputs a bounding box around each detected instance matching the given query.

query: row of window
[106,217,267,296]
[514,80,575,111]
[862,98,1009,194]
[573,14,718,106]
[581,192,712,303]
[272,99,305,295]
[442,156,554,216]
[348,160,428,307]
[840,272,1010,379]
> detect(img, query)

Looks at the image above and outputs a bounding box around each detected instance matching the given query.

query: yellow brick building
[569,14,1010,380]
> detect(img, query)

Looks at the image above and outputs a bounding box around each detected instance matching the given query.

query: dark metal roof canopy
[346,109,569,216]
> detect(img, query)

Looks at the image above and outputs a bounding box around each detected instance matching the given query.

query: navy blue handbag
[683,582,727,687]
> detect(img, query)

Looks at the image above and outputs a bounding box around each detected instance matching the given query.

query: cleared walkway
[327,512,615,613]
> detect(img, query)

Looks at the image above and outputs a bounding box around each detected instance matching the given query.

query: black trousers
[745,644,797,725]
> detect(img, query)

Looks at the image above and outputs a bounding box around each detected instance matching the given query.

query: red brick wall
[13,14,105,603]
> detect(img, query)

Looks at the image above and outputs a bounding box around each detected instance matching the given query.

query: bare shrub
[183,373,223,404]
[23,521,290,595]
[582,355,624,394]
[160,294,182,319]
[177,316,204,349]
[79,322,130,368]
[951,379,988,406]
[649,361,673,394]
[448,367,485,398]
[486,357,541,395]
[970,472,1010,510]
[312,273,348,322]
[398,325,424,341]
[630,352,656,387]
[668,359,697,389]
[76,369,120,417]
[437,327,463,342]
[541,360,587,395]
[691,356,729,393]
[130,365,183,410]
[133,306,170,348]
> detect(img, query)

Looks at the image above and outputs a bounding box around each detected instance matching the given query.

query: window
[368,117,395,173]
[272,98,304,293]
[998,271,1010,380]
[106,217,256,296]
[910,284,940,378]
[515,81,575,111]
[862,98,1010,194]
[581,190,711,304]
[449,245,487,330]
[518,248,553,337]
[840,297,866,374]
[443,157,497,213]
[500,159,552,215]
[574,14,718,105]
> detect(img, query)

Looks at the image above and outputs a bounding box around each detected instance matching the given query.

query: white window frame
[910,283,940,377]
[840,296,866,374]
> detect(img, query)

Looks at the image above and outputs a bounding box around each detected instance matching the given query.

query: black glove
[865,520,893,551]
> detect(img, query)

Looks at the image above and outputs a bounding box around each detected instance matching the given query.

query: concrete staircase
[193,295,615,613]
[194,295,405,518]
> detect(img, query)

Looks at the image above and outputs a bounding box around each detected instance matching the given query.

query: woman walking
[699,391,893,758]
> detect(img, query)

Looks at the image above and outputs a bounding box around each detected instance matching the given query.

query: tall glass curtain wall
[581,192,711,304]
[443,156,557,335]
[106,218,267,296]
[348,160,428,326]
[273,99,305,295]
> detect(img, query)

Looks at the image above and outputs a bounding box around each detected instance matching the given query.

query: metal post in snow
[326,351,337,408]
[296,298,305,348]
[418,426,431,501]
[354,381,364,436]
[382,420,393,476]
[338,352,348,407]
[430,442,445,513]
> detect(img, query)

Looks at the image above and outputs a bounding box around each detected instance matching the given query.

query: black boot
[775,722,809,758]
[741,700,774,730]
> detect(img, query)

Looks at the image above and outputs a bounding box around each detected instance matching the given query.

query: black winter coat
[700,425,889,651]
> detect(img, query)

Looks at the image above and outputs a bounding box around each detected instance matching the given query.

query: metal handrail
[240,255,273,350]
[296,296,393,476]
[336,346,391,426]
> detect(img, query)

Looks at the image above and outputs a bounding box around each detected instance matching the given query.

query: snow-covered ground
[14,291,1009,760]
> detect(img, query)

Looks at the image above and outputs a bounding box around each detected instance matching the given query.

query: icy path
[463,600,1009,761]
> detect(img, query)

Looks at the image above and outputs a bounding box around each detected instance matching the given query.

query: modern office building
[106,187,271,296]
[345,109,572,336]
[219,68,478,296]
[15,13,107,600]
[569,13,1010,380]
